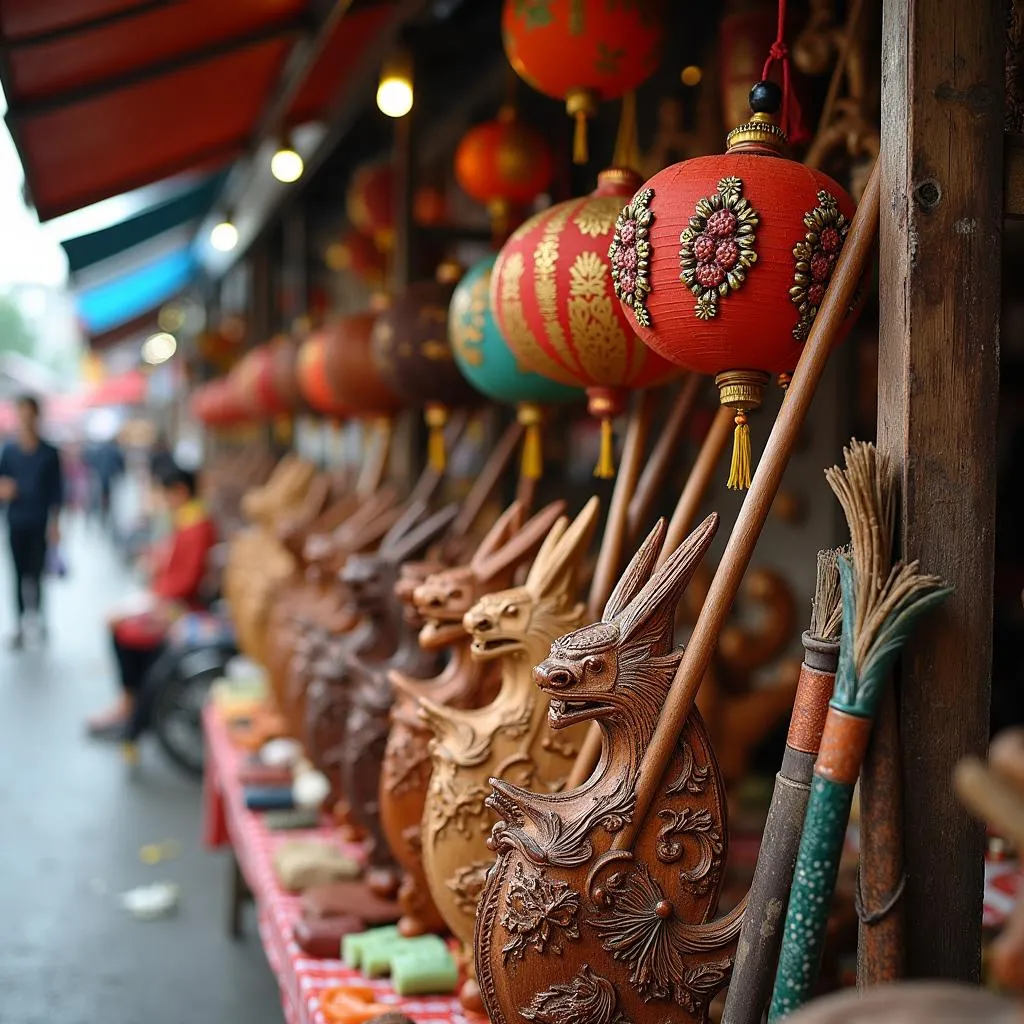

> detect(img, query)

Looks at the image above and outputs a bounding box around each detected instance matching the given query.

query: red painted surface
[4,0,304,102]
[0,0,149,42]
[17,39,289,219]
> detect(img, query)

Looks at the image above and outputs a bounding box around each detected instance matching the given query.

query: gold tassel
[593,416,616,479]
[424,404,448,473]
[612,91,640,172]
[518,403,544,480]
[273,415,293,444]
[727,411,752,491]
[573,109,589,164]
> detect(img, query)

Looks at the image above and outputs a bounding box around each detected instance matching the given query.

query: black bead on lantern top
[749,79,783,115]
[726,79,788,154]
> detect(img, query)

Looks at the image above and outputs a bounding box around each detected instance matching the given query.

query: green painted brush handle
[768,774,855,1021]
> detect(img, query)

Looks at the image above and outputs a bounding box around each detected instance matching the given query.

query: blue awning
[76,247,195,336]
[61,173,226,275]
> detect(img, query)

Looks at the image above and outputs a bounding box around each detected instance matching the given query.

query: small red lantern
[347,160,395,251]
[502,0,665,162]
[297,333,348,418]
[324,228,387,287]
[414,184,448,227]
[609,81,861,488]
[491,167,678,477]
[454,106,553,236]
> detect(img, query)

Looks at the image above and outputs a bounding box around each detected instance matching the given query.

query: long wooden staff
[612,158,881,856]
[441,419,524,561]
[407,410,469,508]
[566,400,734,789]
[355,418,394,498]
[626,374,703,540]
[587,390,657,621]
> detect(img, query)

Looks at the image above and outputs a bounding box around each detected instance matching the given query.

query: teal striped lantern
[450,255,581,478]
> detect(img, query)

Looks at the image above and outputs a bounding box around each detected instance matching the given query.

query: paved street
[0,512,281,1024]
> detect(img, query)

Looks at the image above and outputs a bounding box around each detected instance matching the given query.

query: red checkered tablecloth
[203,704,471,1024]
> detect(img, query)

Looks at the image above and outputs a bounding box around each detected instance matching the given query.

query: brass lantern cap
[726,112,788,154]
[716,369,771,411]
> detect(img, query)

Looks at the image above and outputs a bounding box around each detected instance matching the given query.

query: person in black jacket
[0,395,63,648]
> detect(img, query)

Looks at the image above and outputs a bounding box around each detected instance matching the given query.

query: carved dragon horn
[473,499,568,586]
[603,517,668,622]
[526,496,601,601]
[615,512,720,655]
[469,502,526,574]
[333,486,401,552]
[384,502,461,565]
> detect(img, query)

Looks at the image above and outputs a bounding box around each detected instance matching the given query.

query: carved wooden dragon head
[462,498,599,669]
[413,500,566,651]
[533,513,719,739]
[339,500,459,616]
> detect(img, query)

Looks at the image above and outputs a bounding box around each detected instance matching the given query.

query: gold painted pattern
[533,203,579,374]
[451,272,488,368]
[567,250,630,385]
[571,196,626,239]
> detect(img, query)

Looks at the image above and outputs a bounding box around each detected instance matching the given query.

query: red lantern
[491,167,678,477]
[347,161,395,251]
[609,82,861,488]
[322,312,404,418]
[414,184,448,227]
[324,228,387,287]
[454,106,553,235]
[297,333,348,418]
[502,0,665,162]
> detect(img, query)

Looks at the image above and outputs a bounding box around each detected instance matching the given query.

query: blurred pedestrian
[0,395,63,648]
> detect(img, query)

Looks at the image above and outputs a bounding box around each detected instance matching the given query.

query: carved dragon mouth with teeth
[546,697,616,729]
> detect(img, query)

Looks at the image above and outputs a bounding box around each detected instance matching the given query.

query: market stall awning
[0,1,403,222]
[84,368,147,407]
[75,246,193,338]
[60,171,227,275]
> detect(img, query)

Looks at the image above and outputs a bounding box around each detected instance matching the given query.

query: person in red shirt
[88,465,217,737]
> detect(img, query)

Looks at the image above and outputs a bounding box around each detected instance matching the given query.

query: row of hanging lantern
[197,0,864,492]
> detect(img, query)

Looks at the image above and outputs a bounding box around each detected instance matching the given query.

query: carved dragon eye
[501,603,518,617]
[585,657,605,674]
[449,588,463,600]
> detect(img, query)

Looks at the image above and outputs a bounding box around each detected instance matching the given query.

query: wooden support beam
[877,0,1001,983]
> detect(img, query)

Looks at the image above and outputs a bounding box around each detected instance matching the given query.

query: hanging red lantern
[371,264,479,471]
[297,333,349,418]
[347,160,395,251]
[454,105,553,236]
[491,167,678,477]
[502,0,665,163]
[414,184,448,227]
[322,312,405,418]
[609,81,861,488]
[324,228,387,287]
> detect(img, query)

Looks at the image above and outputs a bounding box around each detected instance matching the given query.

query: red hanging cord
[760,0,809,143]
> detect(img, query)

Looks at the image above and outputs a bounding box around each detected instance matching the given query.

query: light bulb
[377,75,413,118]
[142,332,177,365]
[271,146,304,183]
[210,220,238,252]
[681,65,703,87]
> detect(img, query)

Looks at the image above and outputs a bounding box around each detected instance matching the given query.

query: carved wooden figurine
[419,498,600,1011]
[476,515,745,1024]
[380,499,567,937]
[335,503,460,887]
[302,502,455,823]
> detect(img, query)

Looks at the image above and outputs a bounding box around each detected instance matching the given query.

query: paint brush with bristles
[723,545,847,1024]
[769,441,951,1020]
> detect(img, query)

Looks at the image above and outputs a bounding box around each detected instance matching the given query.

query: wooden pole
[613,161,881,853]
[872,0,1001,982]
[626,374,703,541]
[566,398,733,791]
[586,391,656,622]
